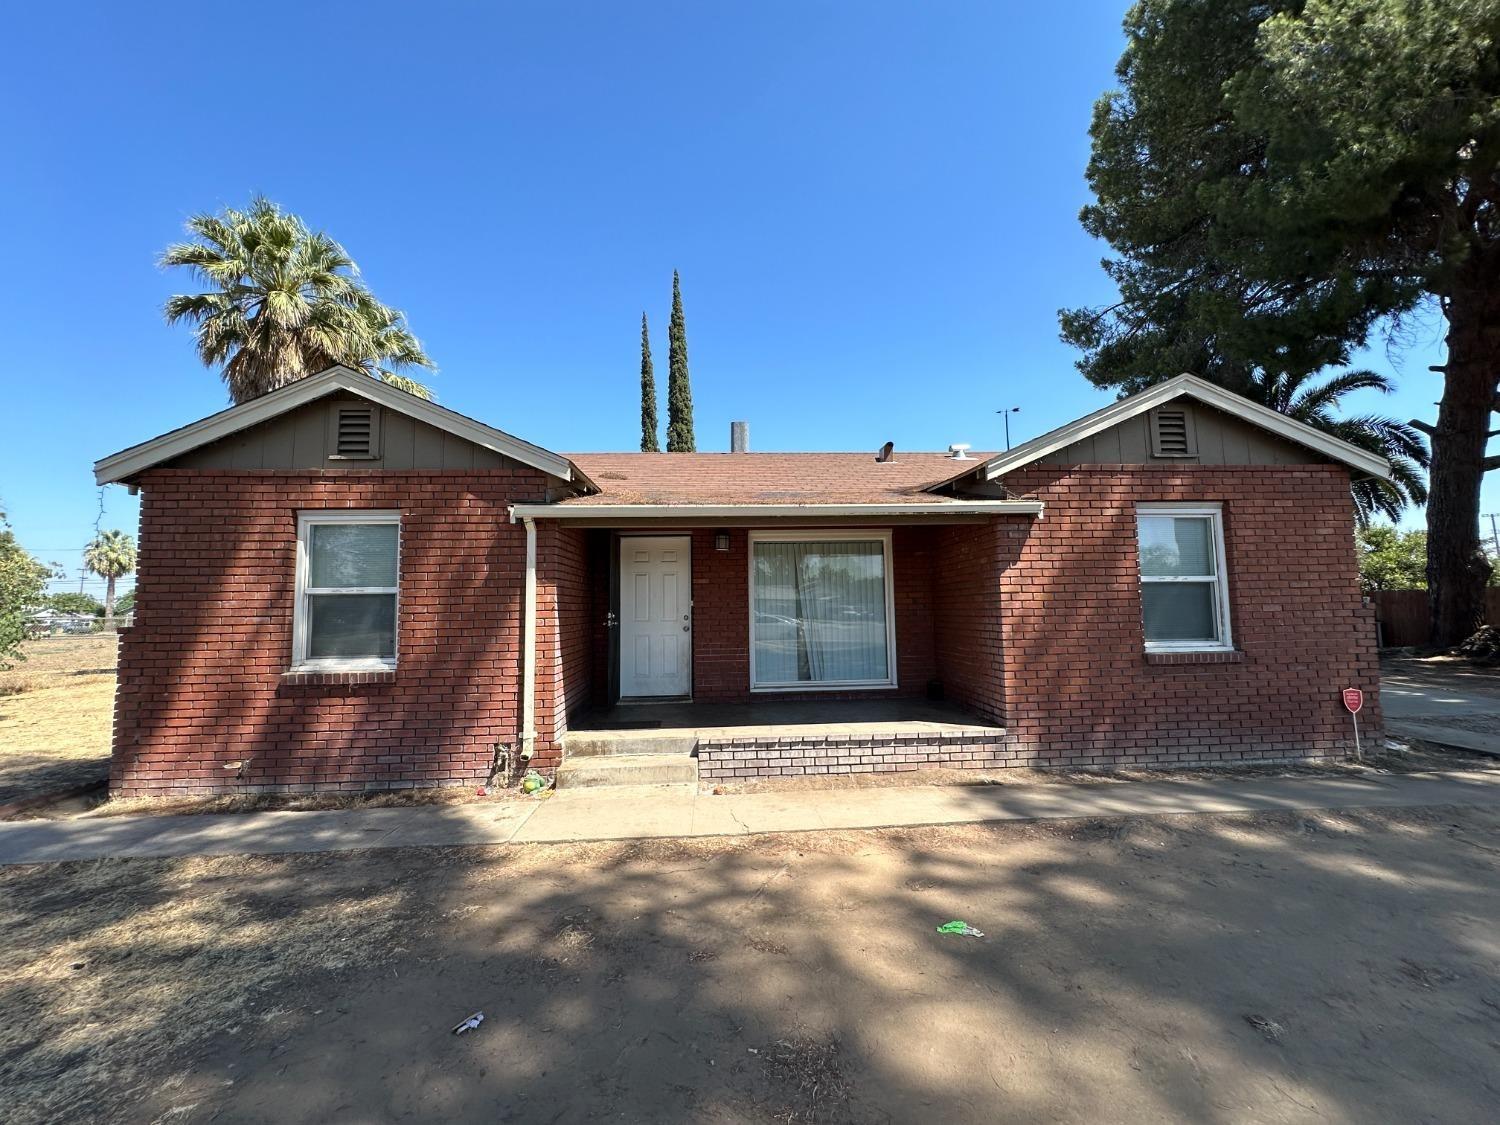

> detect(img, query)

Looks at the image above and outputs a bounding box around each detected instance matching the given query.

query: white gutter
[520,517,537,762]
[508,500,1043,521]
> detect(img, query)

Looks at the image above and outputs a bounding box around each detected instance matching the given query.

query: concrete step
[562,732,700,758]
[555,752,700,789]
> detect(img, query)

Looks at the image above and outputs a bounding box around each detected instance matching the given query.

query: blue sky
[0,1,1485,596]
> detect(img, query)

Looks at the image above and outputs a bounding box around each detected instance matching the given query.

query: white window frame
[292,510,401,671]
[747,529,898,692]
[1136,503,1233,652]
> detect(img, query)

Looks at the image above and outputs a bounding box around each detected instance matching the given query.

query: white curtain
[752,539,889,685]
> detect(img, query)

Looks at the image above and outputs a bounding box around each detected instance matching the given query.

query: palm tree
[161,198,434,404]
[83,530,137,626]
[1244,369,1428,524]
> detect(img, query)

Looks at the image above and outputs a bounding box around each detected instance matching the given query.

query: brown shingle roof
[559,452,995,506]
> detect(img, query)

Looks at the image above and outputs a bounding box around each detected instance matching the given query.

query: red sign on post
[1342,688,1364,714]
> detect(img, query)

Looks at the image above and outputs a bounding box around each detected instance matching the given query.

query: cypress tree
[638,312,659,452]
[665,270,695,452]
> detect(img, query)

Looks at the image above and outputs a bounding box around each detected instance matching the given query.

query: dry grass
[0,633,119,688]
[0,635,117,806]
[0,853,408,1124]
[759,1030,852,1123]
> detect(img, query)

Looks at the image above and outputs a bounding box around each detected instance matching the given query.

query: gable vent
[334,405,379,458]
[1149,406,1196,458]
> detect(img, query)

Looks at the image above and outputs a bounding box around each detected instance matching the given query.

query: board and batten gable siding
[167,391,517,472]
[1037,400,1326,468]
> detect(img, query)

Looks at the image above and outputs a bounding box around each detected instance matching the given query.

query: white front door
[619,536,692,698]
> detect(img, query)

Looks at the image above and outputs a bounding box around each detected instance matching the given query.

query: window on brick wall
[293,511,400,669]
[1136,505,1232,651]
[749,530,896,690]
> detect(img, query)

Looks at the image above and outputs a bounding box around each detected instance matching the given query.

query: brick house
[95,366,1386,796]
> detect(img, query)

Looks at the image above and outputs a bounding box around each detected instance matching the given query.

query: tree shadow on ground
[0,754,108,807]
[5,804,1500,1124]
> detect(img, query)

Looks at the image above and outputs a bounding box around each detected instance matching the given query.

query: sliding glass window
[750,532,895,689]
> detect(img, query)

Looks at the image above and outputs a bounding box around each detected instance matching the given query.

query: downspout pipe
[520,516,537,762]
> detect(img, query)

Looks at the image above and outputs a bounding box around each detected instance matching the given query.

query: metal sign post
[1342,687,1364,761]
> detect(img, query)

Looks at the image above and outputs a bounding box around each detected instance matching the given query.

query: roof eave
[509,500,1044,521]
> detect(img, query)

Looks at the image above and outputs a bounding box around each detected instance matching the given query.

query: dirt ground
[1382,650,1500,682]
[0,634,117,806]
[5,805,1500,1124]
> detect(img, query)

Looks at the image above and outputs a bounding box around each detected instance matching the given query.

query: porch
[516,502,1044,777]
[557,697,1014,787]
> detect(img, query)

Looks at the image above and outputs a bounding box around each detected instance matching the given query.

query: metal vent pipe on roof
[730,421,749,453]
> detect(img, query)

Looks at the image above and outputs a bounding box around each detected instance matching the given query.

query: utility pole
[1487,513,1500,558]
[996,406,1020,451]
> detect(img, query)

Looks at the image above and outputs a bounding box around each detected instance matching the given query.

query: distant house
[95,366,1384,797]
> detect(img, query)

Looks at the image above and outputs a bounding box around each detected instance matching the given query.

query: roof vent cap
[875,441,895,464]
[947,443,972,461]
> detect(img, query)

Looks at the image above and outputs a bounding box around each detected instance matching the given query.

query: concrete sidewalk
[1383,670,1500,757]
[5,770,1500,865]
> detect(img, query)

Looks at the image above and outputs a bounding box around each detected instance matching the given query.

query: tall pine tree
[1060,0,1500,646]
[638,312,659,452]
[665,270,695,452]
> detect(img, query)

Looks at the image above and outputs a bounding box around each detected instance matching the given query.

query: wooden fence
[1372,589,1500,647]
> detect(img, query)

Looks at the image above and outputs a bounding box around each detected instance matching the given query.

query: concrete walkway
[1383,668,1500,756]
[4,770,1500,865]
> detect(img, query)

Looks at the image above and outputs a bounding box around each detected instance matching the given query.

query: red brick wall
[931,520,1022,725]
[697,728,1027,780]
[114,468,548,796]
[535,523,592,760]
[690,529,748,701]
[996,465,1381,766]
[120,463,1377,792]
[892,528,939,693]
